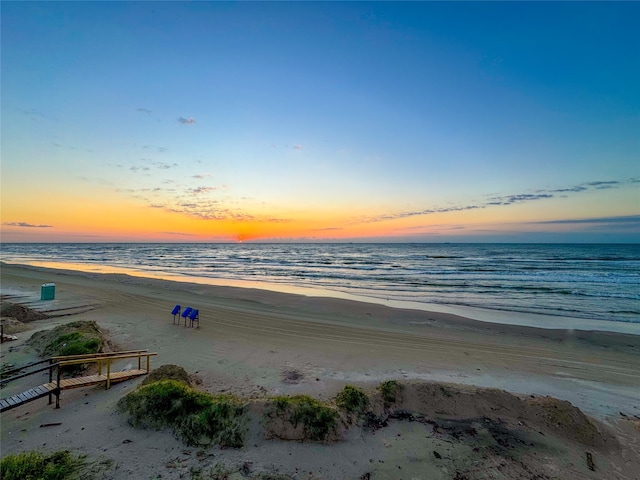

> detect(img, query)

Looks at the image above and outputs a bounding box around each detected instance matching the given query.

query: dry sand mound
[0,301,49,323]
[525,396,607,447]
[380,381,613,449]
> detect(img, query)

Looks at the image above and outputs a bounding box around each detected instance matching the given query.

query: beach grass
[140,363,192,387]
[267,394,339,441]
[27,320,104,374]
[0,450,85,480]
[378,380,404,407]
[118,379,248,448]
[27,320,104,357]
[335,385,369,415]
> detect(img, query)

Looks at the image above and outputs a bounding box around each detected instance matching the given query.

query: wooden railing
[54,350,157,390]
[1,350,157,410]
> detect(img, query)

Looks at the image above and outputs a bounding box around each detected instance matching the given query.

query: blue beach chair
[188,308,200,328]
[171,304,181,324]
[181,307,193,325]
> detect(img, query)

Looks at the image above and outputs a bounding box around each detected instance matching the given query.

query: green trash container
[41,283,56,300]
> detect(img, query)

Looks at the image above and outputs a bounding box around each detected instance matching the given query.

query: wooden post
[55,366,61,409]
[98,359,102,376]
[138,353,141,370]
[48,359,54,405]
[106,360,111,389]
[146,354,150,373]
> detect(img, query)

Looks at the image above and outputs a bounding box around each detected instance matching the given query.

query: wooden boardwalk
[0,351,156,412]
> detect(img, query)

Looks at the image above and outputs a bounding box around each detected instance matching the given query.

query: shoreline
[2,260,639,335]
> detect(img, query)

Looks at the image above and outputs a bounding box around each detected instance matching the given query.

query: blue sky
[1,1,639,242]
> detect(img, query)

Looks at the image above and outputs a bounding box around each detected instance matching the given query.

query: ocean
[1,243,638,330]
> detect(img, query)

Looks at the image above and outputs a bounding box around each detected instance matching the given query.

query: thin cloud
[486,193,553,206]
[584,181,620,190]
[189,186,217,195]
[531,215,640,226]
[20,108,56,121]
[358,204,486,224]
[136,108,152,115]
[142,145,168,153]
[152,161,178,169]
[357,177,638,225]
[193,174,212,179]
[3,221,53,228]
[293,144,303,150]
[160,231,198,237]
[178,117,196,125]
[547,179,627,194]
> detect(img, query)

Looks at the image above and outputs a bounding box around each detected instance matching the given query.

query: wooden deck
[0,369,148,412]
[0,351,156,412]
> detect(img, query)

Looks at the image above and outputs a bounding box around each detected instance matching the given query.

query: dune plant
[0,450,85,480]
[28,321,103,358]
[267,394,339,441]
[27,321,103,374]
[378,380,404,407]
[140,364,192,387]
[335,385,369,415]
[118,379,248,448]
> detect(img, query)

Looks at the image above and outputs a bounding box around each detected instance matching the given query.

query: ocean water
[1,243,638,328]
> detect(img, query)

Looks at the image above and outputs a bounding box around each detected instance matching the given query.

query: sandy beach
[1,263,639,479]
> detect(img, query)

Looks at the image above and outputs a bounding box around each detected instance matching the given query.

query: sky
[1,1,639,243]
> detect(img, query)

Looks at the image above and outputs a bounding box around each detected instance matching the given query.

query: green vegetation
[0,450,85,480]
[27,321,104,373]
[267,394,339,441]
[52,332,101,357]
[335,385,369,415]
[118,379,248,448]
[140,363,192,386]
[28,321,103,358]
[378,380,404,406]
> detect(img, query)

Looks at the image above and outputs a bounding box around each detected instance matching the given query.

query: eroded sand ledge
[1,263,639,479]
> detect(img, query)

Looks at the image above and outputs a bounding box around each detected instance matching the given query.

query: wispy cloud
[532,215,639,225]
[293,144,303,150]
[178,117,196,125]
[136,107,152,115]
[151,161,178,169]
[20,108,57,121]
[485,193,553,206]
[142,145,168,153]
[529,215,640,230]
[3,221,53,228]
[189,186,217,195]
[583,181,620,190]
[193,174,212,179]
[356,177,636,225]
[160,231,198,236]
[357,204,485,224]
